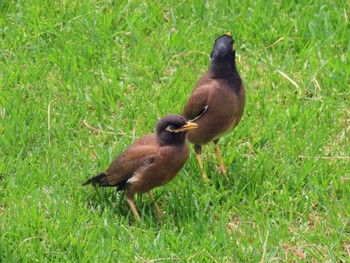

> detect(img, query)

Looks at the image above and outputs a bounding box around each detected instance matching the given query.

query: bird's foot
[156,210,164,220]
[218,165,227,176]
[201,171,210,183]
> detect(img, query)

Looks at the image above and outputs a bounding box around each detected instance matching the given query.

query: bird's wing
[182,85,212,122]
[104,144,159,186]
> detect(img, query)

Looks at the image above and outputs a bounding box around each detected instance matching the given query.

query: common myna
[82,114,197,220]
[182,33,246,182]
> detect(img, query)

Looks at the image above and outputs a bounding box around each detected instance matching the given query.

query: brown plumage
[182,33,246,182]
[82,114,197,220]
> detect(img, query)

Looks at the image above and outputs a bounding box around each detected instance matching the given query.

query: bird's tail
[82,172,110,186]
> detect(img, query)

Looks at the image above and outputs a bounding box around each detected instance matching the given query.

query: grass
[1,0,349,261]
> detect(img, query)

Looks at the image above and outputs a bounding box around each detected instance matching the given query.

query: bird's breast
[187,86,244,145]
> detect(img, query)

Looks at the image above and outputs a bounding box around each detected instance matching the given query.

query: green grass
[1,0,349,261]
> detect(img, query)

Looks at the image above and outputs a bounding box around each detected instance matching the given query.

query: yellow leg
[195,152,208,183]
[194,145,208,183]
[126,192,141,221]
[147,191,163,218]
[214,141,227,176]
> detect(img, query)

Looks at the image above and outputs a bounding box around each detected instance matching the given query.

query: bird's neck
[209,60,242,90]
[157,135,186,147]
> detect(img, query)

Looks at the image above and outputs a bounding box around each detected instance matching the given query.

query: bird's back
[103,134,160,188]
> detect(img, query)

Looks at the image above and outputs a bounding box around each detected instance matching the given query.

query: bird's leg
[194,145,208,182]
[214,139,227,176]
[147,191,163,219]
[126,192,141,221]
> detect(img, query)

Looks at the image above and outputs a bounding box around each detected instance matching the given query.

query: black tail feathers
[82,172,110,186]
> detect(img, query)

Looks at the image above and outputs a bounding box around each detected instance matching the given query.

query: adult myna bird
[82,114,197,220]
[182,33,246,182]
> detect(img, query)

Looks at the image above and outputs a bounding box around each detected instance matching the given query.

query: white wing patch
[190,105,208,122]
[127,177,138,184]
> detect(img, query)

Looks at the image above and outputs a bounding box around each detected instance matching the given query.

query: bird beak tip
[175,122,198,132]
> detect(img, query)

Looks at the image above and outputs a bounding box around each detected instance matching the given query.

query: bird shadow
[80,160,245,226]
[204,163,236,189]
[82,186,165,225]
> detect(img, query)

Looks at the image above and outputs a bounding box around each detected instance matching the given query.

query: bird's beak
[175,122,198,133]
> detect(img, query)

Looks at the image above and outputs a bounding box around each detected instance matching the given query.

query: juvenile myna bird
[182,33,246,182]
[82,114,197,220]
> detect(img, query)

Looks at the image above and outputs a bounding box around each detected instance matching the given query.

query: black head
[156,114,198,146]
[210,33,235,62]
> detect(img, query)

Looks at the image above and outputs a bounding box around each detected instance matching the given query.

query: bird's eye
[165,125,176,132]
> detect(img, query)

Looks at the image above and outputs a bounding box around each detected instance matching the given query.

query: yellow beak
[175,122,198,133]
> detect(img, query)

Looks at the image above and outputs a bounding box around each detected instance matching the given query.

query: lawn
[1,0,349,262]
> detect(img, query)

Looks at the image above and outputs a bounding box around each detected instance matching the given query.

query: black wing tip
[81,172,107,187]
[81,179,92,186]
